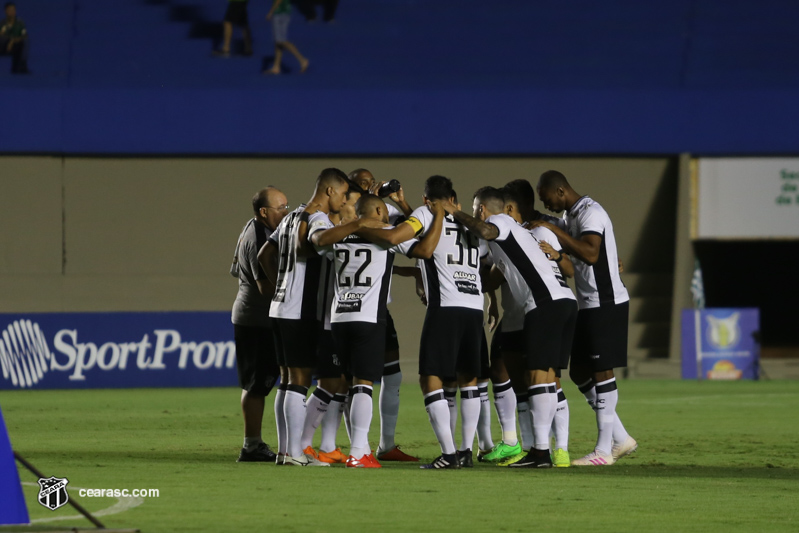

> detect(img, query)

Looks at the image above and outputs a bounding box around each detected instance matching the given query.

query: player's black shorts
[419,307,482,381]
[276,318,320,368]
[316,329,343,379]
[385,311,400,352]
[522,299,578,371]
[234,324,279,396]
[478,329,490,380]
[331,321,386,382]
[224,1,249,26]
[571,301,629,372]
[490,320,525,362]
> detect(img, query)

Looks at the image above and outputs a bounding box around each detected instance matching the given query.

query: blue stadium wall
[1,0,798,155]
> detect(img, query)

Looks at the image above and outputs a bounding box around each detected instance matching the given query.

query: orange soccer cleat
[317,447,348,464]
[346,454,382,468]
[377,445,419,462]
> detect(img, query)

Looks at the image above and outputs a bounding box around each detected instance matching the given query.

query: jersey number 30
[445,227,479,268]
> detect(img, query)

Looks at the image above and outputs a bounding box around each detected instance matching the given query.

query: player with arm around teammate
[331,194,445,467]
[444,186,577,468]
[533,170,637,466]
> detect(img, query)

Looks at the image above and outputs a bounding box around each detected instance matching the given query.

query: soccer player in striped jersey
[348,168,420,462]
[329,194,444,467]
[360,175,489,469]
[445,186,578,468]
[259,168,381,466]
[534,170,638,466]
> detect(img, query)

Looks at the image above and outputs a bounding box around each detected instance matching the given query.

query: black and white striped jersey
[562,196,629,309]
[329,234,417,324]
[408,206,488,311]
[486,213,575,314]
[268,207,328,321]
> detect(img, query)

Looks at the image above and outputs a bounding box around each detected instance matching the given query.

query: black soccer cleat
[507,448,553,469]
[420,454,461,469]
[237,442,278,463]
[457,449,474,468]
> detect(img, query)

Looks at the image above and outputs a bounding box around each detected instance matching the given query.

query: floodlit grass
[1,380,797,532]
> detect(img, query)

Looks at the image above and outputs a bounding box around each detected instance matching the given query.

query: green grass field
[1,380,798,533]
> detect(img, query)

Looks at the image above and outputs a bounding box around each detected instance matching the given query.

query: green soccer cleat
[552,448,570,468]
[497,451,527,467]
[482,441,523,463]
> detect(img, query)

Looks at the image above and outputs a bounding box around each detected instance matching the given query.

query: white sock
[516,395,533,451]
[552,388,570,451]
[283,385,308,458]
[529,383,555,451]
[444,387,458,440]
[243,436,263,452]
[300,387,333,450]
[379,368,402,453]
[349,385,374,460]
[424,389,456,455]
[459,386,480,452]
[493,380,518,446]
[274,386,288,455]
[577,378,597,411]
[320,393,347,453]
[477,382,494,452]
[613,414,630,444]
[343,391,353,441]
[595,378,619,455]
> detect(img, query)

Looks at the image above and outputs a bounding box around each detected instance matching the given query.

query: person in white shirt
[533,170,638,466]
[443,186,578,468]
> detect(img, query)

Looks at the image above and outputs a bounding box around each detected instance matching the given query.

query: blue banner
[0,312,238,390]
[681,308,760,380]
[0,405,29,525]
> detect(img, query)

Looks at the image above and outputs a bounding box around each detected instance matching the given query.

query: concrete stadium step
[629,296,672,323]
[628,321,670,350]
[621,272,673,298]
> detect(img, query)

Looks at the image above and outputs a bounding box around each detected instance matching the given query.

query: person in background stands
[264,0,308,75]
[0,2,29,74]
[213,0,252,57]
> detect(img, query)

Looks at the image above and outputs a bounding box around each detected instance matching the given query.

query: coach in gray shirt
[231,186,289,462]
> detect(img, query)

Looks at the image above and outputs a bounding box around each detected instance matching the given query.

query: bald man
[231,186,289,462]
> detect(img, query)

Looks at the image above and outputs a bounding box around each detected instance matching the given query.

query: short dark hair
[355,194,385,216]
[344,178,365,199]
[5,2,16,8]
[538,170,569,190]
[348,168,371,182]
[451,189,459,205]
[424,175,454,201]
[503,179,536,218]
[473,186,505,213]
[252,186,275,215]
[317,168,348,189]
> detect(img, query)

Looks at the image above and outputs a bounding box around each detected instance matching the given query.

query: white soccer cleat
[571,450,615,466]
[612,436,638,461]
[283,454,330,467]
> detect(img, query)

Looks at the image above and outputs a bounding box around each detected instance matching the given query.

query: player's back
[411,207,485,311]
[269,206,325,321]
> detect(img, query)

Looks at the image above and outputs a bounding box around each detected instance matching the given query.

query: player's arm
[538,240,574,278]
[406,202,445,259]
[482,264,505,293]
[531,220,601,265]
[357,219,419,246]
[257,240,280,286]
[388,185,413,217]
[486,289,499,332]
[443,201,499,241]
[310,217,384,248]
[392,266,419,277]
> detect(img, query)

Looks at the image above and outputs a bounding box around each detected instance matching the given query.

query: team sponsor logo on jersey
[336,300,362,313]
[455,280,480,295]
[453,271,477,282]
[38,476,69,511]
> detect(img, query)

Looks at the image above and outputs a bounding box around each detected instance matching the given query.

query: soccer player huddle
[230,167,638,469]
